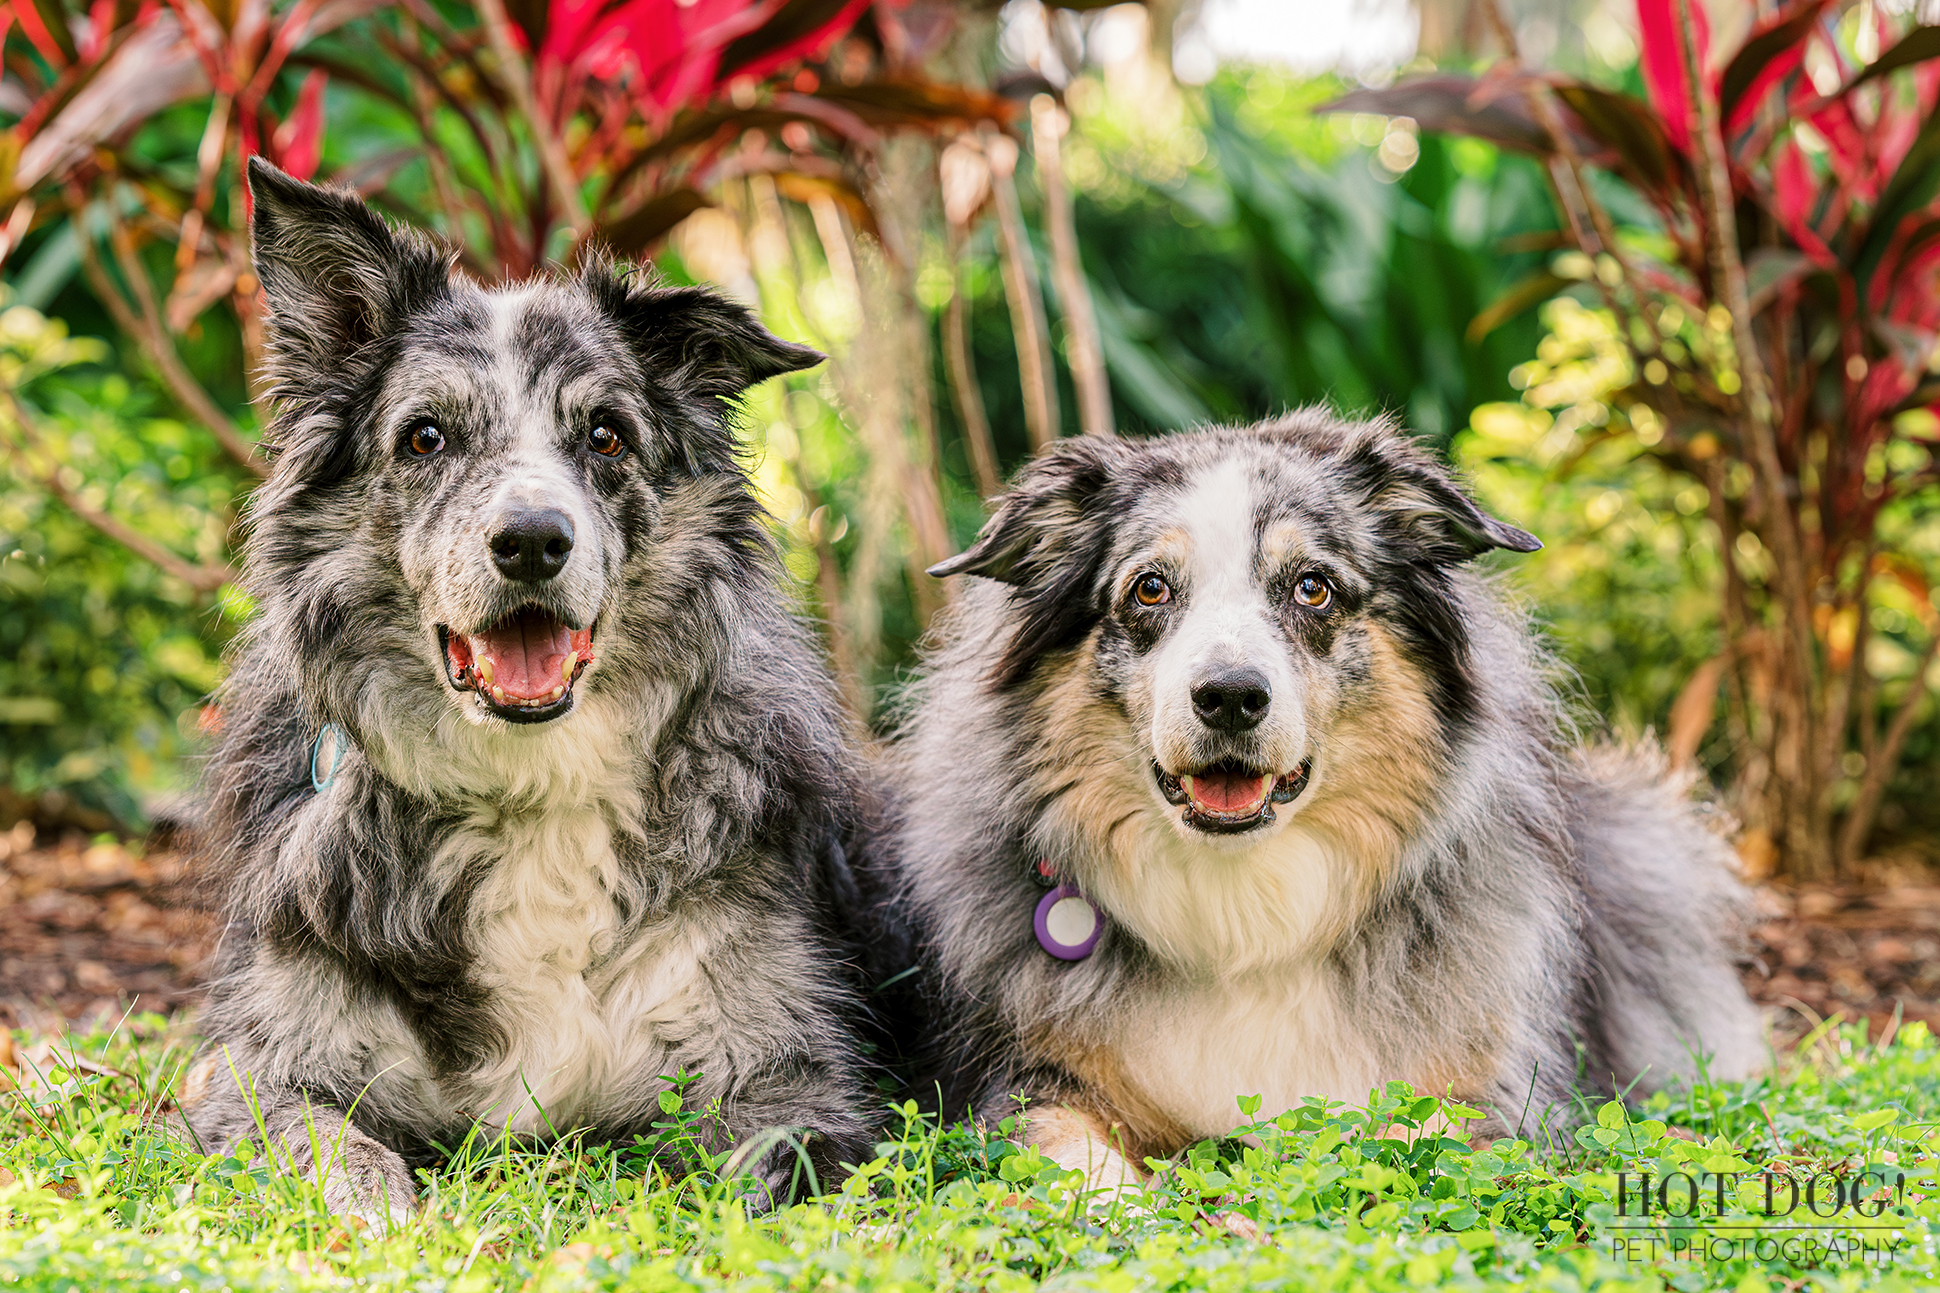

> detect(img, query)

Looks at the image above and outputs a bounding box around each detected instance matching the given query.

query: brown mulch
[1744,880,1940,1042]
[2,819,1939,1050]
[0,823,217,1033]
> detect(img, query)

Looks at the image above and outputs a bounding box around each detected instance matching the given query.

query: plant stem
[1031,95,1111,437]
[1674,0,1824,876]
[474,0,587,254]
[984,126,1059,450]
[1838,631,1940,867]
[73,196,268,479]
[944,225,1001,498]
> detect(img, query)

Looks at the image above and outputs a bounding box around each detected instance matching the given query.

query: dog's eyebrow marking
[554,371,626,424]
[1260,522,1307,569]
[1145,527,1191,571]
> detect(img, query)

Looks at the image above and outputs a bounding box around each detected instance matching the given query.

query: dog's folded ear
[1337,423,1541,563]
[930,435,1130,584]
[587,266,823,401]
[932,436,1134,687]
[246,157,450,382]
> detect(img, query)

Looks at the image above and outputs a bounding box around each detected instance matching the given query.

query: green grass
[5,1015,1940,1291]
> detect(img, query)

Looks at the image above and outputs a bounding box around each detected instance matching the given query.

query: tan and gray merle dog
[183,159,877,1224]
[892,415,1761,1191]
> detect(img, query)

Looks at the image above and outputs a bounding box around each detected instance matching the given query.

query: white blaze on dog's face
[1136,457,1321,837]
[933,425,1541,871]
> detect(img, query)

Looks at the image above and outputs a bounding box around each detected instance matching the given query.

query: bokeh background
[0,0,1935,905]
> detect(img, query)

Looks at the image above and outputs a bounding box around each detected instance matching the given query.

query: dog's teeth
[492,685,507,703]
[548,685,563,701]
[477,657,495,686]
[560,655,574,684]
[1180,775,1195,799]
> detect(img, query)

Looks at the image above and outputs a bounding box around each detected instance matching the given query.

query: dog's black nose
[1191,668,1271,732]
[488,509,574,582]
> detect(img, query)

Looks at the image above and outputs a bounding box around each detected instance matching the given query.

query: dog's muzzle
[439,606,595,724]
[1154,758,1312,834]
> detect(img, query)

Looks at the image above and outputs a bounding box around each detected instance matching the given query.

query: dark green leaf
[1842,25,1940,93]
[1552,84,1681,195]
[593,188,712,258]
[718,0,858,80]
[1718,0,1833,127]
[1855,102,1940,289]
[28,0,78,66]
[1323,77,1553,156]
[502,0,552,54]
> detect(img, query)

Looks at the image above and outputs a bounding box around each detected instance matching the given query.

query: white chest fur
[438,807,712,1133]
[1109,967,1389,1138]
[357,692,716,1132]
[1044,816,1450,1137]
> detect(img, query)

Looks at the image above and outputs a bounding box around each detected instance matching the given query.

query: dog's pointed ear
[589,266,823,400]
[247,156,449,379]
[931,435,1128,585]
[1338,423,1541,563]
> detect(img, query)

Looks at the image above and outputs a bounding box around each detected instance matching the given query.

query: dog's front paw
[1023,1105,1145,1207]
[307,1131,418,1234]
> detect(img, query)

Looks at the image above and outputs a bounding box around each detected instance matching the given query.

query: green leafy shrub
[0,305,243,823]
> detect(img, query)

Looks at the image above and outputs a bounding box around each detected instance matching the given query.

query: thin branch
[797,471,866,726]
[392,28,491,251]
[984,126,1059,450]
[474,0,587,250]
[72,196,268,479]
[1822,541,1876,811]
[763,188,865,721]
[944,225,1001,498]
[1676,0,1822,870]
[1,391,236,594]
[381,17,514,205]
[1705,466,1759,781]
[1478,0,1637,304]
[1838,630,1940,867]
[1031,94,1112,437]
[851,148,956,602]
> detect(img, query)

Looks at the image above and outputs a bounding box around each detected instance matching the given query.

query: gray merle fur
[889,416,1762,1187]
[183,159,879,1224]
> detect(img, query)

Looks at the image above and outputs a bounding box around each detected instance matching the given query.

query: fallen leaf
[1205,1209,1266,1243]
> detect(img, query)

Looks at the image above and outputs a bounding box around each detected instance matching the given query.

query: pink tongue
[1191,768,1270,813]
[469,610,572,700]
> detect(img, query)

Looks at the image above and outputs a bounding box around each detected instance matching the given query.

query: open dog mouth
[438,607,595,725]
[1153,758,1312,834]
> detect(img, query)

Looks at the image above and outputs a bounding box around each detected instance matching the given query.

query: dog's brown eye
[407,421,444,456]
[1293,574,1332,608]
[1133,574,1171,606]
[589,424,625,458]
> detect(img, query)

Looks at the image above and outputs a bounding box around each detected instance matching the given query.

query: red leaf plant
[1329,0,1940,878]
[0,0,1010,627]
